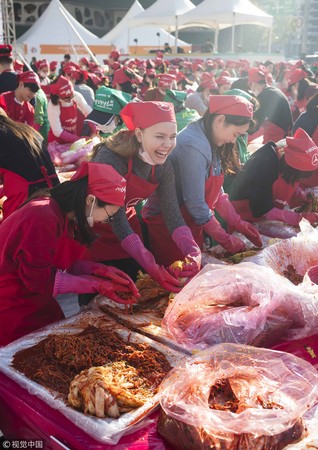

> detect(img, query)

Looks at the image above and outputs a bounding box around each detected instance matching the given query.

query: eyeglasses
[103,206,116,223]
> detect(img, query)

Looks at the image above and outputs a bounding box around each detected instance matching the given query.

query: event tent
[129,0,195,51]
[178,0,273,52]
[101,0,191,55]
[16,0,108,63]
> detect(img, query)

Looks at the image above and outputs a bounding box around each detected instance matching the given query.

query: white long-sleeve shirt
[47,94,92,138]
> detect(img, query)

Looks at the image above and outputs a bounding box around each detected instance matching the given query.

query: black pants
[78,258,142,307]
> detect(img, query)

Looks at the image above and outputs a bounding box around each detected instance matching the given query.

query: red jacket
[0,197,66,346]
[0,91,35,127]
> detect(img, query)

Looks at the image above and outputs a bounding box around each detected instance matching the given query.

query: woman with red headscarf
[143,95,262,264]
[143,74,175,101]
[0,162,138,346]
[36,60,51,86]
[229,128,318,226]
[85,101,201,304]
[0,70,40,127]
[47,75,88,145]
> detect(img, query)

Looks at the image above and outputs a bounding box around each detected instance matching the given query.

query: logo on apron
[126,197,143,208]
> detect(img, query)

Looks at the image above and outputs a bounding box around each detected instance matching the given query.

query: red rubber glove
[69,260,139,297]
[265,208,300,227]
[214,192,262,247]
[170,226,201,278]
[121,233,182,293]
[53,271,137,305]
[203,216,246,254]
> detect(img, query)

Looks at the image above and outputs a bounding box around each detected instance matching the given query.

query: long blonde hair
[0,107,43,158]
[92,129,139,159]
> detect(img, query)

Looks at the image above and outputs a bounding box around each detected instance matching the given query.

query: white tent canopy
[16,0,108,63]
[129,0,195,51]
[179,0,273,52]
[101,0,191,54]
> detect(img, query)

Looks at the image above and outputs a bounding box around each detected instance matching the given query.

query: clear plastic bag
[158,344,318,450]
[247,219,318,277]
[162,262,304,350]
[48,137,99,168]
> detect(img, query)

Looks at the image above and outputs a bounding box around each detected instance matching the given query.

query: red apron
[144,167,224,266]
[41,84,51,100]
[48,101,78,143]
[298,130,318,187]
[76,108,86,136]
[272,175,298,209]
[86,159,159,262]
[231,175,298,222]
[0,168,58,221]
[263,120,286,144]
[230,199,258,222]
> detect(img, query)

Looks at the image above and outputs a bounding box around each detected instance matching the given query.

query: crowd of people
[2,43,318,346]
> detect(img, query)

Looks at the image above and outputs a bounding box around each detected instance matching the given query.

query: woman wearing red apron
[248,67,293,144]
[47,76,82,144]
[143,95,262,265]
[36,58,51,99]
[0,162,138,346]
[291,88,318,191]
[88,101,201,298]
[0,111,59,221]
[229,128,318,227]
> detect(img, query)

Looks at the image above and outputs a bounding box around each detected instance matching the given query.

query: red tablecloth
[0,371,170,449]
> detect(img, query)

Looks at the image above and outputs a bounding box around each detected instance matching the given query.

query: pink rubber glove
[214,192,241,233]
[265,208,301,227]
[121,233,182,293]
[234,222,263,248]
[203,216,246,254]
[59,130,81,143]
[170,226,201,278]
[53,271,137,305]
[214,192,262,247]
[69,260,139,297]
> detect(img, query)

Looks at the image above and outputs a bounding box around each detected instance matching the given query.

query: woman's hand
[235,221,262,247]
[93,265,139,297]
